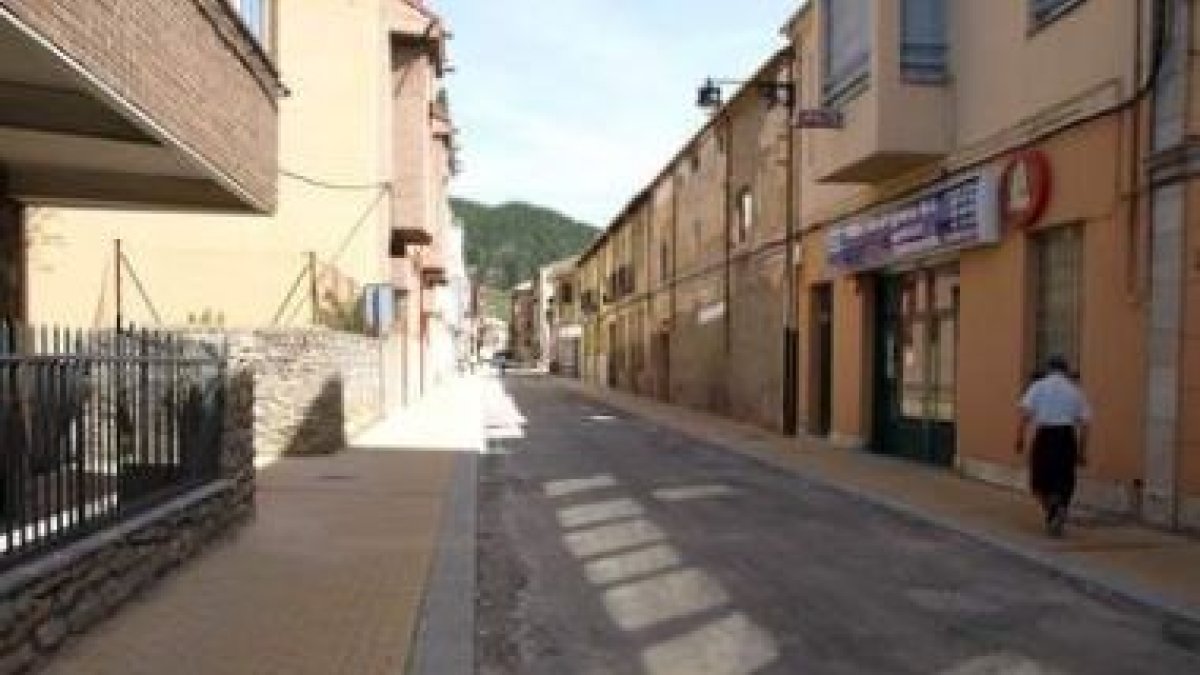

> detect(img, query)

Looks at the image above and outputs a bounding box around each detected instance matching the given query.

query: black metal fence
[0,325,227,570]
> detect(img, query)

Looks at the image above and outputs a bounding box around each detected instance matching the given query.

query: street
[476,375,1200,675]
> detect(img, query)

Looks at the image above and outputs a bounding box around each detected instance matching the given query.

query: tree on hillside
[453,198,597,308]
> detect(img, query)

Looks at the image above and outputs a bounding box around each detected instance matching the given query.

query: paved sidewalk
[44,377,483,675]
[561,378,1200,625]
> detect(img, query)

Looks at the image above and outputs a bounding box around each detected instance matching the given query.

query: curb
[563,381,1200,637]
[407,452,478,675]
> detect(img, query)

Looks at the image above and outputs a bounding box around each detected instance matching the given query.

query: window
[660,241,670,282]
[822,0,871,105]
[736,187,754,244]
[233,0,270,45]
[901,0,947,82]
[1033,226,1083,373]
[1030,0,1086,29]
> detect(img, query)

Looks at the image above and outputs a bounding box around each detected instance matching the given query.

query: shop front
[826,171,1000,466]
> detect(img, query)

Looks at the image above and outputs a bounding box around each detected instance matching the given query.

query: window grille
[1033,225,1083,372]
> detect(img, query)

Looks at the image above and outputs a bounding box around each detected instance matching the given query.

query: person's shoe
[1049,505,1068,538]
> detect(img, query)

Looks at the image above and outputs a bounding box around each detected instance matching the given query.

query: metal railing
[0,324,227,570]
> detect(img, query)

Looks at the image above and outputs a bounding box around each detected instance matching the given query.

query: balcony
[0,0,282,212]
[807,0,950,184]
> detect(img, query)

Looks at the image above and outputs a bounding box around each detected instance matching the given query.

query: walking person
[1015,356,1092,537]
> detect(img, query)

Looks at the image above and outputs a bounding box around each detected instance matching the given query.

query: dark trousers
[1030,426,1078,507]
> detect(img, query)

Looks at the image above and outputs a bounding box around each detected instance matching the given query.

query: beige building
[21,0,459,408]
[1,0,281,318]
[578,50,794,418]
[544,257,582,377]
[578,0,1200,532]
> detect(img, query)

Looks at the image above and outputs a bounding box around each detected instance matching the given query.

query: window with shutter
[822,0,871,106]
[901,0,947,82]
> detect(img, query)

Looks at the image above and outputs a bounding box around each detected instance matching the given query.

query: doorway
[810,283,833,437]
[873,265,959,466]
[607,322,618,388]
[654,330,670,402]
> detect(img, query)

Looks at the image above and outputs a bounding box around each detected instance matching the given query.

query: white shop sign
[827,171,1000,273]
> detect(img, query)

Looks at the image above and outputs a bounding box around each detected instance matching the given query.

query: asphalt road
[476,375,1200,675]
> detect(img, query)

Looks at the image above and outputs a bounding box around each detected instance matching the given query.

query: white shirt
[1020,373,1093,428]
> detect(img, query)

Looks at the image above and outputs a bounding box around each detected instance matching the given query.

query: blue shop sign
[826,172,1000,273]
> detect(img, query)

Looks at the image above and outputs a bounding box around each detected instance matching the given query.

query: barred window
[1033,225,1083,372]
[823,0,871,105]
[901,0,947,82]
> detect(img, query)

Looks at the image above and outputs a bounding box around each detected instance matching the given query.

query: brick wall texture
[1,0,278,209]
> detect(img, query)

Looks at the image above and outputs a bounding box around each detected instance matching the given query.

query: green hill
[453,198,597,316]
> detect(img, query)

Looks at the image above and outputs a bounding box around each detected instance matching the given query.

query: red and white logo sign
[1000,150,1052,229]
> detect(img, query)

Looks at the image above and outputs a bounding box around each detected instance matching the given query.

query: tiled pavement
[42,378,483,675]
[561,378,1200,624]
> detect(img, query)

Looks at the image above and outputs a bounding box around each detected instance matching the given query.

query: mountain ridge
[453,197,597,315]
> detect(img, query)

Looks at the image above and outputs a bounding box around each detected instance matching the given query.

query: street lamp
[696,78,795,111]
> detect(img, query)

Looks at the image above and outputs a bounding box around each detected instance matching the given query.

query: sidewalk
[43,377,483,675]
[561,378,1200,625]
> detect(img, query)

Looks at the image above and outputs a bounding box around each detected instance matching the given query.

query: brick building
[510,281,537,365]
[0,0,282,317]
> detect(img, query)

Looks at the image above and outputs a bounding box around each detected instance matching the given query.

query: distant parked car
[491,351,514,374]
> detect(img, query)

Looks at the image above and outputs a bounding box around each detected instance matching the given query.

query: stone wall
[224,330,385,458]
[0,363,255,674]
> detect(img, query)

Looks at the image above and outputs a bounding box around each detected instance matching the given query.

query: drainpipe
[723,114,734,416]
[670,175,680,402]
[782,55,800,436]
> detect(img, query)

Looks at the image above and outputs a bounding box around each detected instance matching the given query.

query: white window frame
[736,187,754,245]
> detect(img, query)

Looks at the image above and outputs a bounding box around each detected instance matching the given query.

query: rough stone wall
[223,330,384,458]
[0,362,255,674]
[1,0,279,208]
[725,66,792,432]
[671,125,730,415]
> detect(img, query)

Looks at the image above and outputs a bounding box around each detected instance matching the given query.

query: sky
[438,0,800,227]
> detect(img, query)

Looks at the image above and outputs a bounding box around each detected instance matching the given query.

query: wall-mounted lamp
[697,78,795,111]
